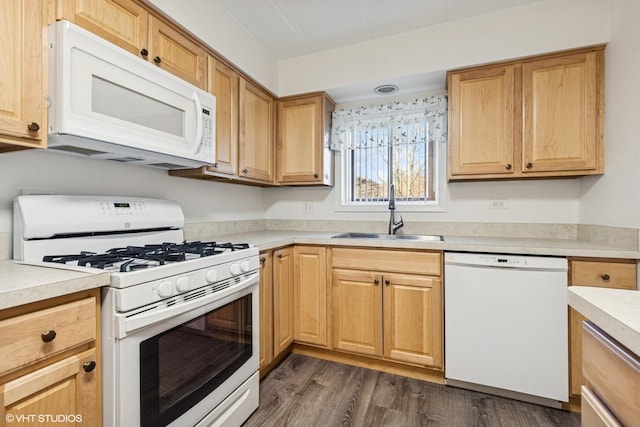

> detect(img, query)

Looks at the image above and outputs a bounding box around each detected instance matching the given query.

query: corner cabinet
[54,0,207,89]
[448,46,605,181]
[0,289,101,426]
[293,246,328,347]
[0,0,47,152]
[277,93,335,186]
[567,258,636,399]
[331,248,443,369]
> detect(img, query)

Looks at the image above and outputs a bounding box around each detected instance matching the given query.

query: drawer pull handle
[83,361,97,373]
[41,330,56,343]
[601,273,610,281]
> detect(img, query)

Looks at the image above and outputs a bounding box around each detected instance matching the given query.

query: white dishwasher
[444,252,568,406]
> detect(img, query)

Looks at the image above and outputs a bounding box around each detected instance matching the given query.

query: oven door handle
[116,272,259,337]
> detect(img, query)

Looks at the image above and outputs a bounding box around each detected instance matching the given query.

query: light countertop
[568,286,640,356]
[0,260,110,311]
[206,230,640,259]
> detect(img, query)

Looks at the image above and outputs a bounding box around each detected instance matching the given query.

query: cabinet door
[259,252,273,370]
[294,246,327,347]
[273,247,294,356]
[448,65,515,177]
[277,95,324,184]
[238,78,275,183]
[55,0,149,58]
[332,269,382,357]
[208,57,238,175]
[0,0,46,150]
[568,259,637,397]
[522,52,599,173]
[1,348,98,426]
[148,16,206,89]
[383,273,443,368]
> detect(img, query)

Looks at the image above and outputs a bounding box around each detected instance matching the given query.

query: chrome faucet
[388,184,404,235]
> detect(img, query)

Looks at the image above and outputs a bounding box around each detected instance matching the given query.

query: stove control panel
[98,200,147,217]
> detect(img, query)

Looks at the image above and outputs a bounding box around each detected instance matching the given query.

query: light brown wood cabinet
[238,78,276,184]
[568,258,637,398]
[581,321,640,426]
[277,93,335,186]
[293,246,328,347]
[331,248,443,369]
[205,56,239,175]
[448,46,605,181]
[0,0,47,152]
[0,289,101,426]
[55,0,206,89]
[259,247,294,376]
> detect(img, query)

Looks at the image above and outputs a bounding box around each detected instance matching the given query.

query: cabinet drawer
[0,298,96,375]
[331,248,441,276]
[570,260,636,289]
[582,321,640,427]
[581,386,622,427]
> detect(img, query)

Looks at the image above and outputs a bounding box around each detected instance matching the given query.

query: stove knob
[176,277,190,292]
[158,281,173,298]
[240,260,251,273]
[205,269,218,283]
[229,263,241,276]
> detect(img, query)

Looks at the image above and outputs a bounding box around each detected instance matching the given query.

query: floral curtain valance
[330,94,447,151]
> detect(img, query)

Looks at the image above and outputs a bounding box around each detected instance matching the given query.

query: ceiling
[217,0,545,102]
[218,0,545,59]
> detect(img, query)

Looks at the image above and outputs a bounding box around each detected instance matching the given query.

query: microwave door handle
[192,91,203,154]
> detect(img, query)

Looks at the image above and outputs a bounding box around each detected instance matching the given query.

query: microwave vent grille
[50,145,107,156]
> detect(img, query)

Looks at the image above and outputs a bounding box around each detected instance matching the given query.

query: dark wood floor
[243,354,580,427]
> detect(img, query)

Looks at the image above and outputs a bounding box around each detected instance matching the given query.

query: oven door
[102,275,259,427]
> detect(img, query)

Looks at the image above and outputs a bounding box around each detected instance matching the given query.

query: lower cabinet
[0,289,101,426]
[568,258,637,398]
[293,246,328,347]
[331,248,443,370]
[581,321,639,426]
[259,247,294,375]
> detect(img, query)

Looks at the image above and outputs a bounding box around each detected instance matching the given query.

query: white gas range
[13,195,260,427]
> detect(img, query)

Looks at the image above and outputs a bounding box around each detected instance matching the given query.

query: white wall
[146,0,279,93]
[266,0,610,225]
[0,150,265,233]
[579,0,640,229]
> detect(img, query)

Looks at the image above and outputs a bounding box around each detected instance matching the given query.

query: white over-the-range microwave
[47,20,216,169]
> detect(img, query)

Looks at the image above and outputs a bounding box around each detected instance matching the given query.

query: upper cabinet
[277,93,335,186]
[54,0,206,89]
[448,46,605,181]
[238,78,276,184]
[0,0,47,151]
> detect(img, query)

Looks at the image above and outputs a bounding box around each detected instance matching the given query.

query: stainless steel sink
[332,232,443,242]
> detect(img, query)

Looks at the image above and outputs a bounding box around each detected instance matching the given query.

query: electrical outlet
[490,199,508,210]
[303,201,314,214]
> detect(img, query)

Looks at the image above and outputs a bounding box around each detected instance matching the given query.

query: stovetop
[42,241,251,273]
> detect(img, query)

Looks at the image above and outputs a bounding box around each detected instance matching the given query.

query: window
[331,95,447,211]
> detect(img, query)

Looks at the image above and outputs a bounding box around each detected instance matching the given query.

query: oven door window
[139,295,252,427]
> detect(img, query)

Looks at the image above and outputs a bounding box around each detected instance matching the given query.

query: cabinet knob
[140,48,149,57]
[83,361,97,373]
[153,56,162,64]
[505,163,512,170]
[41,330,57,343]
[277,253,283,259]
[27,122,40,132]
[385,279,390,286]
[242,168,248,175]
[374,279,379,286]
[212,162,218,168]
[526,162,533,169]
[601,273,610,281]
[259,256,266,264]
[314,173,319,179]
